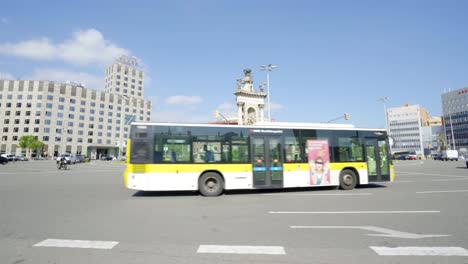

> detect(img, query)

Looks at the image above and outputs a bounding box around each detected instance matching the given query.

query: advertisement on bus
[307,139,330,185]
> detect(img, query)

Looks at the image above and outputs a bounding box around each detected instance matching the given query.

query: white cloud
[165,95,203,105]
[269,102,284,111]
[0,71,15,79]
[153,109,210,123]
[216,102,237,119]
[0,28,130,66]
[26,68,103,90]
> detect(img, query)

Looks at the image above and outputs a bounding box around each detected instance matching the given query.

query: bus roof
[130,122,386,132]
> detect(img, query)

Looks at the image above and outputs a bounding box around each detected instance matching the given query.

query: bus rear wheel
[339,169,357,190]
[199,172,224,197]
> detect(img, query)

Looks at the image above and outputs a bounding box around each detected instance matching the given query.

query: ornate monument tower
[234,69,267,125]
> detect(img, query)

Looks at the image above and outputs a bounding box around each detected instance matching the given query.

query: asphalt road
[1,159,467,263]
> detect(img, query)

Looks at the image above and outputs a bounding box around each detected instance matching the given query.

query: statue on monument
[242,68,254,92]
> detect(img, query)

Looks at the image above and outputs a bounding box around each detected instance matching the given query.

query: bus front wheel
[339,169,357,190]
[199,172,224,197]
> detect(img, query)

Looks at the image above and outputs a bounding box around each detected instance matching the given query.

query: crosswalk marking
[370,247,468,256]
[34,239,118,249]
[197,245,286,255]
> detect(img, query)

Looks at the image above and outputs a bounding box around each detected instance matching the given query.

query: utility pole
[260,64,278,121]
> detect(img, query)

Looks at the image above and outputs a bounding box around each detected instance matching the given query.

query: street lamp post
[260,64,277,122]
[377,97,390,132]
[448,112,456,150]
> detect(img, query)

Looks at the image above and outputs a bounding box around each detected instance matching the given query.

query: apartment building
[0,61,152,158]
[441,87,468,150]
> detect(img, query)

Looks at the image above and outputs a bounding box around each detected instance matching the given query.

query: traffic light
[344,113,349,120]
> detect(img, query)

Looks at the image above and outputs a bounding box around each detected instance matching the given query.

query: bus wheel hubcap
[343,175,353,185]
[206,179,217,190]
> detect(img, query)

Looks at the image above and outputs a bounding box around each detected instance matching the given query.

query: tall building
[0,59,152,158]
[441,87,468,150]
[105,55,144,100]
[387,104,425,155]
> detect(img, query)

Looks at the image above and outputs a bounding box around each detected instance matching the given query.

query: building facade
[234,69,267,125]
[0,72,152,158]
[387,104,425,155]
[441,87,468,151]
[105,55,145,100]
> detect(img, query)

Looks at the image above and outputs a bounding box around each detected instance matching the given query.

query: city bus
[124,122,394,196]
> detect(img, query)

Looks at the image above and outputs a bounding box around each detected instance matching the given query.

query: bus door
[251,136,283,188]
[365,138,390,182]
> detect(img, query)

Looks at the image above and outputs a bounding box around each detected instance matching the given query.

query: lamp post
[377,97,389,132]
[448,112,456,150]
[260,64,277,122]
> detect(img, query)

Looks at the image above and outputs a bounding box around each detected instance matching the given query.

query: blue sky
[1,0,467,128]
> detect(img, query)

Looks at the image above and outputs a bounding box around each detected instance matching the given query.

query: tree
[18,135,45,158]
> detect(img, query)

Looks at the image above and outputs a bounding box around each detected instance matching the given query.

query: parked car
[6,154,17,161]
[441,150,459,161]
[76,155,86,163]
[56,153,78,164]
[0,156,8,165]
[100,155,114,161]
[16,154,29,161]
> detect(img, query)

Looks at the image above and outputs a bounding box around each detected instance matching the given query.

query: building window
[89,124,94,129]
[12,136,18,141]
[44,128,50,133]
[27,95,33,100]
[15,111,21,116]
[79,115,85,120]
[79,123,84,128]
[88,131,93,136]
[97,139,102,144]
[78,130,83,135]
[16,102,22,107]
[107,119,112,123]
[69,114,74,119]
[3,119,9,124]
[46,103,53,109]
[34,127,39,133]
[57,113,63,118]
[88,138,93,143]
[98,132,103,136]
[43,136,49,142]
[69,106,75,112]
[68,122,73,127]
[78,138,83,143]
[14,119,20,124]
[98,125,103,129]
[37,95,42,100]
[81,100,86,106]
[2,127,8,132]
[36,103,42,108]
[7,94,12,100]
[91,102,95,107]
[26,103,32,108]
[99,111,104,115]
[89,116,95,121]
[24,127,29,132]
[58,105,64,110]
[70,99,76,104]
[55,136,61,142]
[17,95,23,100]
[90,109,95,114]
[1,136,7,141]
[59,97,65,102]
[5,111,11,116]
[25,119,30,124]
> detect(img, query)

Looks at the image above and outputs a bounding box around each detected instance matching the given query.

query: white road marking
[370,246,468,256]
[262,193,372,196]
[416,190,468,194]
[34,239,118,249]
[391,181,413,183]
[197,245,286,255]
[398,171,467,178]
[270,210,440,214]
[393,161,424,166]
[291,226,449,239]
[432,178,468,182]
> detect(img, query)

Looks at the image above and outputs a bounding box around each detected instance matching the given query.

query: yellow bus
[124,122,393,196]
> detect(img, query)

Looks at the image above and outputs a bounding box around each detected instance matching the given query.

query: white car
[56,153,77,164]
